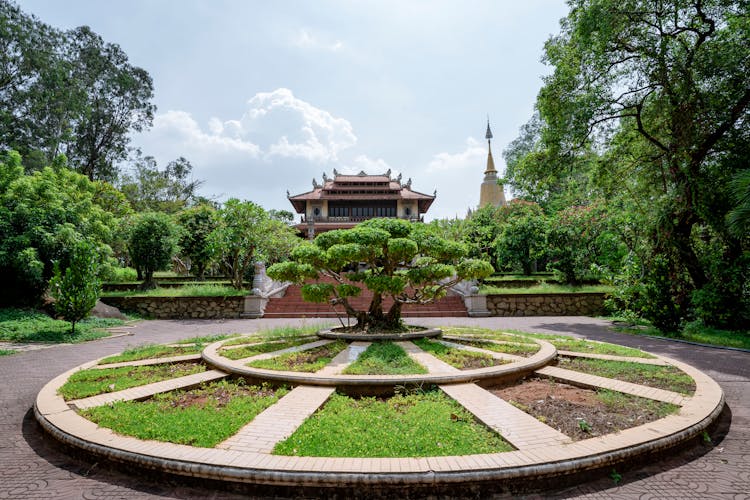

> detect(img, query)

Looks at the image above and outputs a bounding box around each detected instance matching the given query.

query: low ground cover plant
[220,325,324,347]
[610,318,750,351]
[549,338,654,358]
[439,326,537,344]
[557,357,695,395]
[491,378,678,440]
[59,363,206,400]
[102,284,248,297]
[99,344,202,364]
[413,338,507,370]
[81,380,288,447]
[173,334,239,345]
[273,391,514,457]
[341,341,427,375]
[0,308,124,343]
[219,338,315,360]
[480,283,613,295]
[248,340,348,372]
[447,338,540,357]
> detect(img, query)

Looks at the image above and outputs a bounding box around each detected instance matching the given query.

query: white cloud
[133,88,363,210]
[291,28,344,52]
[426,137,485,172]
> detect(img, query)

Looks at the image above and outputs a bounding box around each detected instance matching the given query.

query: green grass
[341,341,427,375]
[0,349,16,356]
[412,338,506,370]
[550,338,654,358]
[596,389,679,418]
[480,283,613,295]
[58,363,206,400]
[82,380,287,447]
[221,325,325,347]
[173,333,239,345]
[448,338,540,356]
[440,326,537,344]
[99,344,202,364]
[102,284,250,297]
[248,340,348,372]
[558,357,695,395]
[609,318,750,351]
[220,338,315,360]
[0,308,125,343]
[273,391,514,457]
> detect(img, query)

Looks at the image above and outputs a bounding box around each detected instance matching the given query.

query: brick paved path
[1,316,747,499]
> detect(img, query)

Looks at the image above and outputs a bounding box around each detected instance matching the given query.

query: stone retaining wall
[486,293,605,316]
[101,296,245,319]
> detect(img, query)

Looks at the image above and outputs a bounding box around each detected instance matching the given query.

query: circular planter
[316,326,442,341]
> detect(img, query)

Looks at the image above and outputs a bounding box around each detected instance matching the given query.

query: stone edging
[34,346,724,489]
[316,327,442,341]
[200,336,556,386]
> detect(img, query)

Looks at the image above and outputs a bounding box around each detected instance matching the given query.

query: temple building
[478,120,507,208]
[287,169,436,238]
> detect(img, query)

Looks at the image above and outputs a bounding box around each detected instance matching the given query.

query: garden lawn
[0,308,125,343]
[610,319,750,351]
[440,326,536,344]
[274,391,513,457]
[221,325,324,347]
[549,338,654,358]
[248,341,348,372]
[81,380,287,448]
[341,341,427,375]
[58,363,206,400]
[173,333,239,345]
[448,338,540,356]
[220,338,316,360]
[557,357,695,395]
[480,283,612,294]
[102,284,248,297]
[413,338,506,370]
[99,344,202,364]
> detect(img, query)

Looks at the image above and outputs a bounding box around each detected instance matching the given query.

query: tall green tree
[176,204,217,280]
[119,153,202,213]
[127,212,180,290]
[49,239,101,334]
[209,199,299,290]
[0,3,155,179]
[0,150,123,305]
[495,201,548,275]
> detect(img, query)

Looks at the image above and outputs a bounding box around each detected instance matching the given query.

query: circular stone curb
[35,342,725,491]
[201,336,556,387]
[317,327,442,341]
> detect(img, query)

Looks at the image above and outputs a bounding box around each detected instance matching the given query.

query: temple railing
[300,215,423,223]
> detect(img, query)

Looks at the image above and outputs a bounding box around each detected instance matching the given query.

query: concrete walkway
[1,316,747,499]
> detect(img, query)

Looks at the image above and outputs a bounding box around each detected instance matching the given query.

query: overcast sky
[19,0,569,220]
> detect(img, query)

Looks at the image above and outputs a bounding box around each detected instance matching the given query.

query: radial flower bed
[248,340,348,372]
[59,362,206,400]
[557,356,696,394]
[342,341,427,375]
[490,378,679,440]
[273,391,514,457]
[219,338,316,360]
[99,344,203,364]
[81,380,288,447]
[413,338,508,370]
[446,338,540,357]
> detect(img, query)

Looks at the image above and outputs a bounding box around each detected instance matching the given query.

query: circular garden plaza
[34,321,725,497]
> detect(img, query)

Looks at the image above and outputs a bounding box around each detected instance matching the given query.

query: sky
[18,0,570,221]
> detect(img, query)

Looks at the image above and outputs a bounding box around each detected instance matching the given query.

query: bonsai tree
[267,218,493,331]
[128,212,180,289]
[49,239,102,334]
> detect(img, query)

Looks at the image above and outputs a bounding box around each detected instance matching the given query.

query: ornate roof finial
[485,116,493,141]
[333,168,339,176]
[286,189,290,197]
[397,173,402,183]
[312,178,320,189]
[322,172,329,182]
[406,178,412,189]
[385,168,391,178]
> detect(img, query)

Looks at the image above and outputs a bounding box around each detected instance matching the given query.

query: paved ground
[1,316,747,499]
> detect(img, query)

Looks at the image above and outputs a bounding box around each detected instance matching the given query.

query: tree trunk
[384,301,403,329]
[140,270,156,290]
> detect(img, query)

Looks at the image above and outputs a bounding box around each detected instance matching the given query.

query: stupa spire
[484,117,497,175]
[478,116,506,208]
